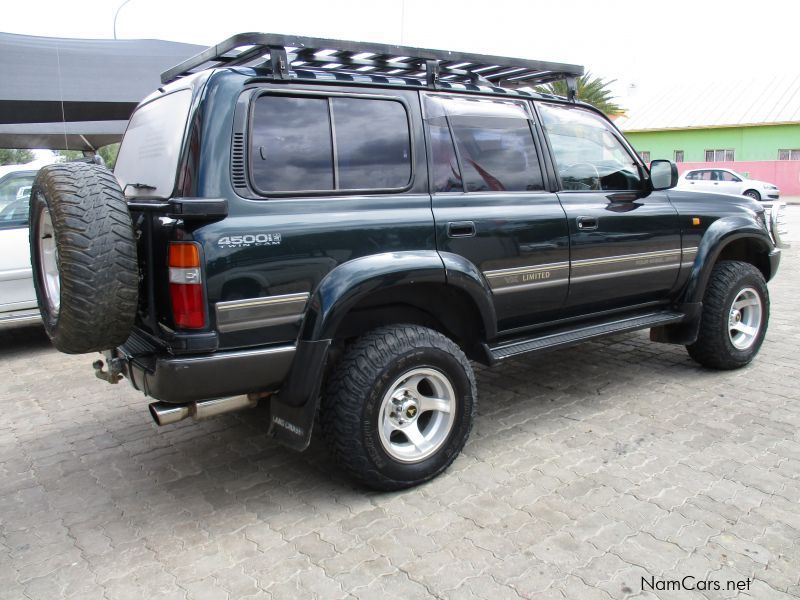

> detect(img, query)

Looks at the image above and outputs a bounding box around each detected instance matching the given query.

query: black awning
[0,32,203,149]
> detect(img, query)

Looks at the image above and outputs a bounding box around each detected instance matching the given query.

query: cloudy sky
[2,0,796,106]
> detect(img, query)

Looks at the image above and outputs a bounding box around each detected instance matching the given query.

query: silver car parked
[0,164,40,326]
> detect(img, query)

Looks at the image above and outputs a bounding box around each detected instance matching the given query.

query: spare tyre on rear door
[29,162,139,354]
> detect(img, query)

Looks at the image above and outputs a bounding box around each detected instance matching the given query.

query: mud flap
[267,339,331,451]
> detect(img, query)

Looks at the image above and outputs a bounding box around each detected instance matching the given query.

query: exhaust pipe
[149,394,259,426]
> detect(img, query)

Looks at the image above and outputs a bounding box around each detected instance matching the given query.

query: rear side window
[250,94,411,194]
[424,94,544,193]
[116,89,192,198]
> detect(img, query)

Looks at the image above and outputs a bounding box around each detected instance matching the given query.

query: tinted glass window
[449,115,544,192]
[685,171,697,180]
[332,98,410,190]
[251,96,333,192]
[0,173,35,228]
[115,90,192,198]
[539,103,642,191]
[719,170,739,182]
[428,120,462,192]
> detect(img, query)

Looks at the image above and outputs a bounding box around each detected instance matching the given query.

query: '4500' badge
[217,233,282,248]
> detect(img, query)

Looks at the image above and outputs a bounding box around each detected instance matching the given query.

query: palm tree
[536,73,623,116]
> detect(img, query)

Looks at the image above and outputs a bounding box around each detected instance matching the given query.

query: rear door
[537,102,681,312]
[423,93,570,332]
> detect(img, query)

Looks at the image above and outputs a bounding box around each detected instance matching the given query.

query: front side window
[538,103,642,191]
[424,94,544,193]
[250,94,411,194]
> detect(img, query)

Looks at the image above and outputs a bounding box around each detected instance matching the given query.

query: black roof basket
[161,33,584,100]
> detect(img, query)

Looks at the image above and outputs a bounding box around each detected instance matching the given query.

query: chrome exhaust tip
[148,395,258,426]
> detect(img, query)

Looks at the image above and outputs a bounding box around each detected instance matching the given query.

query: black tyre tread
[686,260,769,370]
[319,325,476,491]
[30,163,138,354]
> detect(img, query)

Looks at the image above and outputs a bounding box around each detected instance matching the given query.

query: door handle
[447,221,476,237]
[576,216,598,230]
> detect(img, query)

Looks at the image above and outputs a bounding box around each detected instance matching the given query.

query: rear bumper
[117,343,296,403]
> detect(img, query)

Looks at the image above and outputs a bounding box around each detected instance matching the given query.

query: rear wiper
[123,182,157,194]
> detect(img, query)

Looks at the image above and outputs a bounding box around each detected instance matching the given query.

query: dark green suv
[29,34,784,489]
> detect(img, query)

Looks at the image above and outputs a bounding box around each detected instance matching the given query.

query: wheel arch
[683,216,774,306]
[299,250,497,348]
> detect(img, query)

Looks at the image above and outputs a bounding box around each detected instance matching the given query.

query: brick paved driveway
[1,250,798,600]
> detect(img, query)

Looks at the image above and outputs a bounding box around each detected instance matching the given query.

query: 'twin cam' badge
[217,233,282,248]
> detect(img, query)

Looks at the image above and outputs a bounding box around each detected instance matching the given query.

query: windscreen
[115,90,192,198]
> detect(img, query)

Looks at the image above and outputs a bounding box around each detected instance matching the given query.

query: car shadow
[0,322,50,359]
[2,330,704,527]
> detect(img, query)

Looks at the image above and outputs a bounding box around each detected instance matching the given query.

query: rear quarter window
[249,94,411,195]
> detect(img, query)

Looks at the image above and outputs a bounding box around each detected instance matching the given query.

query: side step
[488,310,685,362]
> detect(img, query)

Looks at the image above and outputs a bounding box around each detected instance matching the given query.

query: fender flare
[271,251,497,445]
[682,215,773,305]
[299,250,497,342]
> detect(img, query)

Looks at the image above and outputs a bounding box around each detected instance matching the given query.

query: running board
[488,310,685,362]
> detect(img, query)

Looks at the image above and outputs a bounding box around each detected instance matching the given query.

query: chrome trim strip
[484,261,569,293]
[571,262,680,283]
[572,249,681,269]
[215,292,309,333]
[216,292,310,312]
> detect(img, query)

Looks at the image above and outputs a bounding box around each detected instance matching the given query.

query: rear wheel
[320,325,476,490]
[29,163,138,354]
[686,261,769,369]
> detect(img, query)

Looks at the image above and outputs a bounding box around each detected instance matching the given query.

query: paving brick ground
[1,249,798,599]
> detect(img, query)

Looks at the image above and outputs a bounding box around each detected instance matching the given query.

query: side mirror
[650,159,679,190]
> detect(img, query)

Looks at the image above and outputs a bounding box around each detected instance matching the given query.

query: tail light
[168,242,205,329]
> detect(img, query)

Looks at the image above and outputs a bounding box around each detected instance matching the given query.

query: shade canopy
[0,32,203,150]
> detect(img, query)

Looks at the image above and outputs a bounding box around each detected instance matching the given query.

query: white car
[677,168,780,202]
[0,163,44,326]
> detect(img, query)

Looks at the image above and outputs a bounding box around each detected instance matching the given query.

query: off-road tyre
[29,163,138,354]
[320,325,476,490]
[686,260,769,370]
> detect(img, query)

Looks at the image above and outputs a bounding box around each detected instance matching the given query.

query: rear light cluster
[168,242,206,329]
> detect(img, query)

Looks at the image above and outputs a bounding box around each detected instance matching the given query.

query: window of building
[674,150,684,162]
[778,149,800,160]
[705,149,735,162]
[639,151,651,162]
[250,94,411,194]
[538,102,642,192]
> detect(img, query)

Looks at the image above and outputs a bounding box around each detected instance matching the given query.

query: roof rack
[161,33,584,99]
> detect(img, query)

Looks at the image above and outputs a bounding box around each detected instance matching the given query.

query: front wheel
[320,325,476,490]
[686,261,769,369]
[743,189,761,201]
